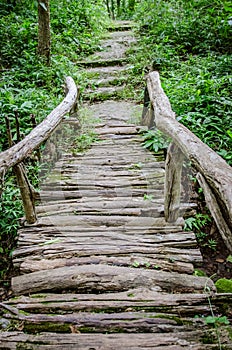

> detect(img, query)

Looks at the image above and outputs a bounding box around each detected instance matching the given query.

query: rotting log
[0,77,78,176]
[145,71,232,251]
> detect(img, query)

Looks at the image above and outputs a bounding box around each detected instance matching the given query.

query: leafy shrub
[135,0,232,55]
[142,129,170,153]
[131,0,232,165]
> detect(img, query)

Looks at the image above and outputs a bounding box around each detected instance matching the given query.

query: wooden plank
[18,255,194,274]
[5,291,231,316]
[13,249,202,270]
[0,331,231,350]
[11,264,215,295]
[1,310,200,334]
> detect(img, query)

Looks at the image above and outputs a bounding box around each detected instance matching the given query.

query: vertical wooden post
[14,164,37,224]
[14,111,21,143]
[141,87,155,129]
[31,114,41,162]
[164,142,185,222]
[5,116,37,225]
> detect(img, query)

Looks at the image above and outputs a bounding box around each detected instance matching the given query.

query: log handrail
[142,71,232,251]
[0,76,78,176]
[0,76,78,224]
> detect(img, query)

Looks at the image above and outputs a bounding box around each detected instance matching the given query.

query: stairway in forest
[0,21,231,349]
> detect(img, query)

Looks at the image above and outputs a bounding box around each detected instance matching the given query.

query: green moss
[215,278,232,293]
[24,322,70,333]
[150,314,186,325]
[30,294,47,299]
[194,269,207,277]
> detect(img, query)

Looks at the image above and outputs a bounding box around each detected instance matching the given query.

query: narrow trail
[0,21,231,349]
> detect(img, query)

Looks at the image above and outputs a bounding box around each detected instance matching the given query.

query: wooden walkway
[0,21,231,349]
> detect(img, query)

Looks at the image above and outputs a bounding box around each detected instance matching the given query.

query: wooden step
[3,290,231,316]
[0,330,231,349]
[11,264,214,295]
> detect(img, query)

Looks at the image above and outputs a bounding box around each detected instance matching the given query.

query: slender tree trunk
[111,0,115,19]
[117,0,121,17]
[37,0,51,65]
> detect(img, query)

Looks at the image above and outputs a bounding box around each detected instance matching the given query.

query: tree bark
[38,0,51,65]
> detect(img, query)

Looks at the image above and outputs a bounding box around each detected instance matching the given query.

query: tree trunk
[117,0,121,17]
[111,0,115,19]
[37,0,51,65]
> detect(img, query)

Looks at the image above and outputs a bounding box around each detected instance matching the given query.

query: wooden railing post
[141,86,155,129]
[5,115,37,224]
[164,143,185,223]
[14,164,37,224]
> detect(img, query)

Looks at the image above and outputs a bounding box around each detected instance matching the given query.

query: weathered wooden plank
[18,255,194,274]
[31,215,183,229]
[13,249,202,271]
[41,178,165,190]
[11,264,215,295]
[95,125,146,135]
[35,197,165,213]
[1,309,201,334]
[5,291,231,316]
[0,331,231,350]
[37,188,164,201]
[17,229,197,244]
[13,244,200,265]
[58,161,165,170]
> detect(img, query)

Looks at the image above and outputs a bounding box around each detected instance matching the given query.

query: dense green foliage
[133,0,232,164]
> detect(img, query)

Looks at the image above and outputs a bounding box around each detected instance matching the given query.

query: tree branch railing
[0,76,78,225]
[142,71,232,252]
